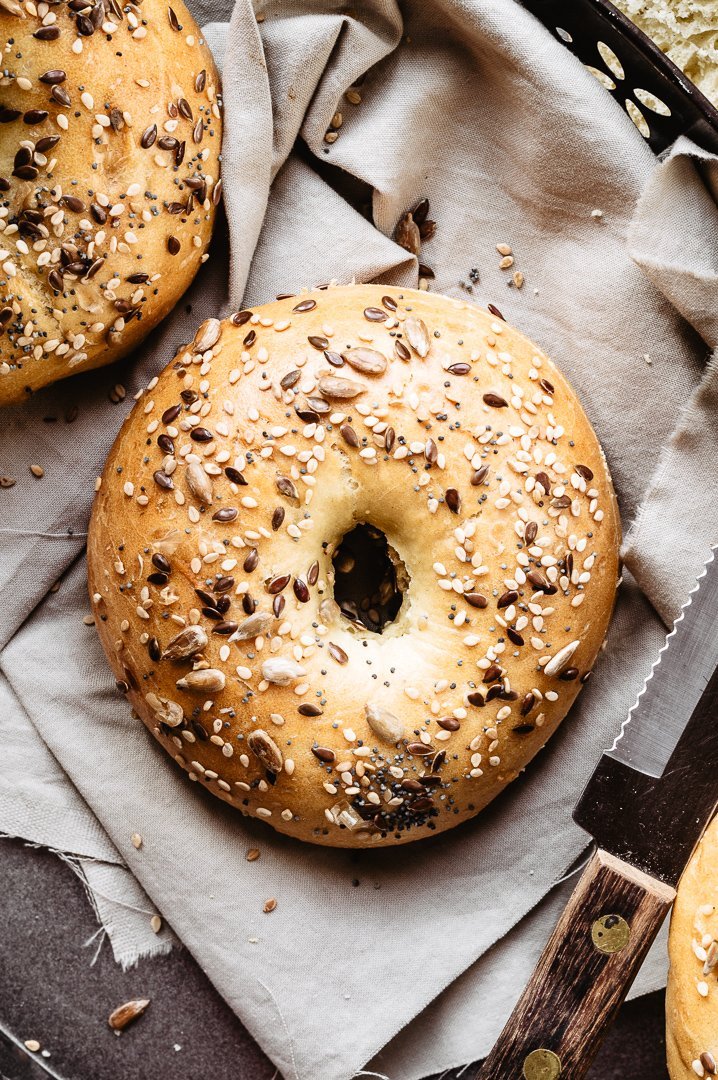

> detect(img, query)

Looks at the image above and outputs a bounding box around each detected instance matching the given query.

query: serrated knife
[476,547,718,1080]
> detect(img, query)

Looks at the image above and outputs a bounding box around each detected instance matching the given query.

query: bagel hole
[332,523,407,633]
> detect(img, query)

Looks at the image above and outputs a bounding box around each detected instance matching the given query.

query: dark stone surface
[0,839,668,1080]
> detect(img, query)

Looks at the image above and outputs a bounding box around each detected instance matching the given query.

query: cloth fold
[2,1,718,1077]
[623,136,718,624]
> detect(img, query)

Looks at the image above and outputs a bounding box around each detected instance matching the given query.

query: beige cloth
[2,2,718,1077]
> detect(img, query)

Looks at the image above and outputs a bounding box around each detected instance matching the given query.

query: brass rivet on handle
[591,914,630,954]
[523,1048,562,1079]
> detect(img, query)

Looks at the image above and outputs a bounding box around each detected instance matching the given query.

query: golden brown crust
[87,284,621,847]
[0,0,221,404]
[667,816,718,1078]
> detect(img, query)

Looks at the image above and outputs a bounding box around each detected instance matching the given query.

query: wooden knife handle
[475,849,675,1080]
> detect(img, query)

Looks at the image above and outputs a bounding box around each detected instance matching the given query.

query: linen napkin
[2,2,718,1077]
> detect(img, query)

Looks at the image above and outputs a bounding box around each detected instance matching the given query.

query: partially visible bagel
[667,816,718,1078]
[87,284,620,847]
[0,0,221,403]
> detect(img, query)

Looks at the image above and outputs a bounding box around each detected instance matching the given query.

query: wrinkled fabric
[2,2,718,1077]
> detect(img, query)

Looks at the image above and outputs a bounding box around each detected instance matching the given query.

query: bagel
[0,0,221,404]
[87,284,620,847]
[667,815,718,1078]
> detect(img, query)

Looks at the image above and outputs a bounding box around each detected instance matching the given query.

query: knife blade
[574,546,718,886]
[476,546,718,1080]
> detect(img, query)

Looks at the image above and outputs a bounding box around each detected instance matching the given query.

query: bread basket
[522,0,718,154]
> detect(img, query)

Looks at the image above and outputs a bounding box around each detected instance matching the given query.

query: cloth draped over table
[1,2,718,1077]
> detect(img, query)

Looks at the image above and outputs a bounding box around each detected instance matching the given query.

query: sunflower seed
[317,374,365,400]
[248,729,283,772]
[365,703,404,744]
[276,475,299,501]
[162,625,208,660]
[394,212,420,255]
[404,317,430,357]
[230,612,274,641]
[192,317,221,353]
[185,461,212,504]
[411,198,430,225]
[261,657,306,685]
[145,692,184,727]
[306,396,331,414]
[280,369,301,390]
[319,598,340,625]
[543,640,580,677]
[175,669,226,693]
[343,347,387,375]
[108,999,150,1031]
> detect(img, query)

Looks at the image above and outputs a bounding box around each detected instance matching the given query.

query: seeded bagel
[0,0,221,404]
[87,284,620,847]
[667,815,718,1078]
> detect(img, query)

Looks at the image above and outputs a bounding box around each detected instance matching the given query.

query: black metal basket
[521,0,718,155]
